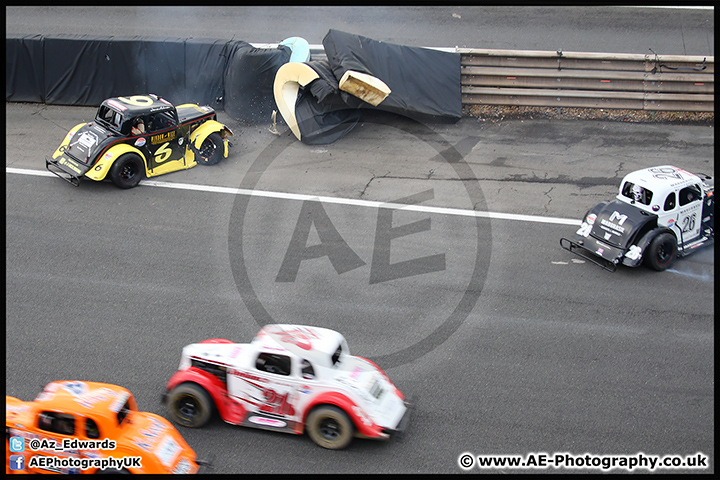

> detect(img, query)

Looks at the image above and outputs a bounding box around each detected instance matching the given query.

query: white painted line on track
[7,167,582,226]
[7,167,56,178]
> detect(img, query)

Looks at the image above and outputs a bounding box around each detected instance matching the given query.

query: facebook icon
[10,436,24,452]
[9,455,25,471]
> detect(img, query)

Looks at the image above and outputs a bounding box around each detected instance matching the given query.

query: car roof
[32,381,132,421]
[252,324,349,366]
[102,95,174,116]
[620,165,701,197]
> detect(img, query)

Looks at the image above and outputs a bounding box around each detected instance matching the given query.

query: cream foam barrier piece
[273,63,391,141]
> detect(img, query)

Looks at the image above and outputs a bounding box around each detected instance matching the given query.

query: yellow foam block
[273,63,321,140]
[339,70,391,106]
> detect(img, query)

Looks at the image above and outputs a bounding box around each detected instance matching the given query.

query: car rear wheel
[644,232,677,271]
[109,153,144,189]
[166,383,213,428]
[306,405,354,450]
[196,132,224,166]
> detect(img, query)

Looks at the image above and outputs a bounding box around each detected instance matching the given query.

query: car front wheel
[166,383,213,428]
[644,232,677,271]
[196,132,224,166]
[306,405,354,450]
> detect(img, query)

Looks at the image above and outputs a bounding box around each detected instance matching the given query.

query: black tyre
[306,405,354,450]
[644,232,677,271]
[195,132,224,166]
[166,383,213,428]
[109,153,144,189]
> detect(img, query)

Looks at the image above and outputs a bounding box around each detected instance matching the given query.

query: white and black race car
[561,165,714,272]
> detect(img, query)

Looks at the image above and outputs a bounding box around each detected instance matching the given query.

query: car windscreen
[621,181,653,206]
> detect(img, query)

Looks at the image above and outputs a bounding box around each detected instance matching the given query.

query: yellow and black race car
[46,94,234,189]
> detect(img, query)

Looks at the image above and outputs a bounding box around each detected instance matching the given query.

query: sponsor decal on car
[106,99,128,111]
[60,382,89,397]
[151,131,176,145]
[109,392,130,413]
[75,388,116,408]
[154,435,181,468]
[248,416,287,428]
[59,157,82,174]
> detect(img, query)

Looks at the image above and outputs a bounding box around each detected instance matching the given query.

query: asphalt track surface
[4,5,715,55]
[5,6,715,475]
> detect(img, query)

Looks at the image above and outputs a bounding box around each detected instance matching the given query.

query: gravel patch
[464,104,714,125]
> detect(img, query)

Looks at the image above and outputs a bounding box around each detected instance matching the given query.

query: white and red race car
[162,324,411,449]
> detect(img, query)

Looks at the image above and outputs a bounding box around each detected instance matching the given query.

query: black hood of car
[589,199,656,248]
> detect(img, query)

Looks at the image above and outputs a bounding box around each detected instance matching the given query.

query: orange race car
[6,381,205,474]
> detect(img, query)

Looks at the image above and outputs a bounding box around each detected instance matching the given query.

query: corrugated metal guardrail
[457,48,714,112]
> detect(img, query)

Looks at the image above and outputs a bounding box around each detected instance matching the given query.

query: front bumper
[194,454,215,473]
[395,397,414,436]
[385,395,415,440]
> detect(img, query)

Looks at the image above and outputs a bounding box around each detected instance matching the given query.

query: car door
[144,109,187,176]
[229,351,303,432]
[672,184,704,244]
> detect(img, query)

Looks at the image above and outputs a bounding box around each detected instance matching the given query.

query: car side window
[116,401,131,425]
[300,359,315,379]
[147,111,177,132]
[38,412,75,436]
[679,184,702,206]
[256,353,291,376]
[85,418,100,439]
[331,344,343,366]
[663,192,676,211]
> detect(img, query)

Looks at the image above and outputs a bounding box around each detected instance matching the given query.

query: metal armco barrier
[458,48,714,112]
